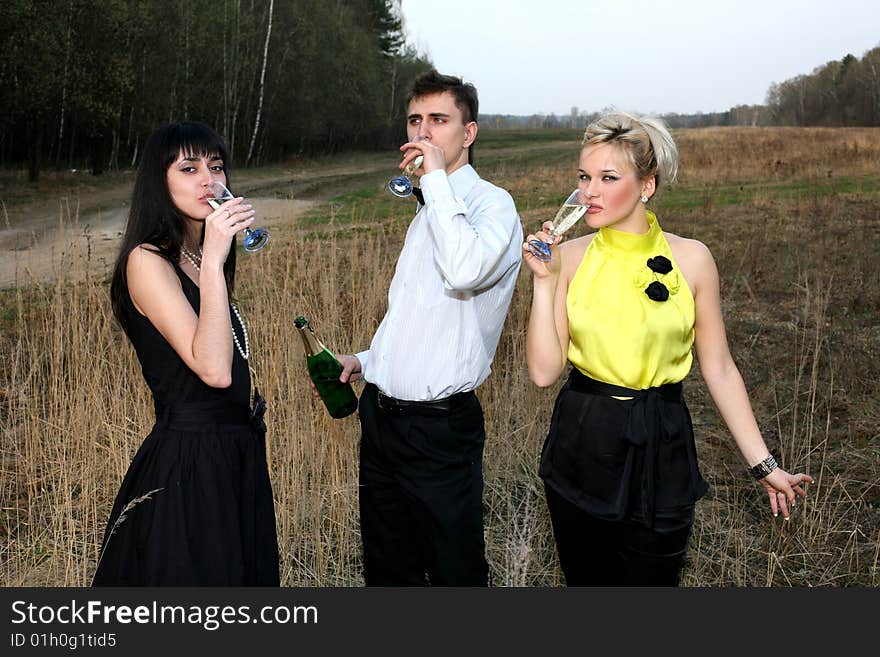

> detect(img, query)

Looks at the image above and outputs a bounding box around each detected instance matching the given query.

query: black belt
[568,369,687,527]
[155,389,267,433]
[373,384,473,417]
[568,368,683,401]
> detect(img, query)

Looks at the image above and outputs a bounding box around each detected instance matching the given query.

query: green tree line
[0,0,432,181]
[765,47,880,126]
[484,46,880,130]
[665,47,880,128]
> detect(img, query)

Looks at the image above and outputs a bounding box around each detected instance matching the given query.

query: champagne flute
[387,135,424,198]
[526,189,590,262]
[206,179,270,252]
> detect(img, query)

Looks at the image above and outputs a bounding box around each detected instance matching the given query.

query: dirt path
[0,141,570,287]
[0,159,392,288]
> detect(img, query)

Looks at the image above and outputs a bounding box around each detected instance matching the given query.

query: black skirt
[92,396,279,586]
[539,368,709,528]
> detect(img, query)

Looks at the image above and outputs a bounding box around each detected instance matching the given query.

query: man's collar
[447,164,479,197]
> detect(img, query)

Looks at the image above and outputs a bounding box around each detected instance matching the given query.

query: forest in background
[485,46,880,130]
[2,1,877,180]
[0,0,431,180]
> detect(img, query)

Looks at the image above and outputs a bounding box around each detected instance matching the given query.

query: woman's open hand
[758,468,814,520]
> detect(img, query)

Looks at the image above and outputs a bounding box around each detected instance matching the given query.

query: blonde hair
[582,111,678,189]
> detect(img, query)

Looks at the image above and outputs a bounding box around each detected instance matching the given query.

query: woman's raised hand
[202,197,255,269]
[523,220,563,278]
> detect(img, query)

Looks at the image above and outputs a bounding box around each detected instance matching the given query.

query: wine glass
[526,189,590,262]
[205,179,270,252]
[387,135,424,198]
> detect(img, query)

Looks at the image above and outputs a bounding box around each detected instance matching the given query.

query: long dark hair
[110,122,236,331]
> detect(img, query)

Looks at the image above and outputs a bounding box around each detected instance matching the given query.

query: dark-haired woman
[523,111,813,586]
[92,122,278,586]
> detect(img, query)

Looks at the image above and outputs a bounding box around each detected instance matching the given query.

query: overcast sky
[399,0,879,116]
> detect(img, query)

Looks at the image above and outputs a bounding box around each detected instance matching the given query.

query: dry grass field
[1,126,878,586]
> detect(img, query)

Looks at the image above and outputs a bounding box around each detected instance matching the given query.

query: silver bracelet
[747,454,778,480]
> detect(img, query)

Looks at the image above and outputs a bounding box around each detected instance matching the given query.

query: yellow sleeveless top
[566,211,695,389]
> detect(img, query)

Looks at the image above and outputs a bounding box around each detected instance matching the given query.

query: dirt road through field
[0,141,573,287]
[0,162,390,287]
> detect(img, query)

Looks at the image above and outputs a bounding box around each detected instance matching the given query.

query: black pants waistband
[368,383,474,417]
[567,368,683,401]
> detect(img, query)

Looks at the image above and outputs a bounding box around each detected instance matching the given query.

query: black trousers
[545,484,694,586]
[358,383,489,586]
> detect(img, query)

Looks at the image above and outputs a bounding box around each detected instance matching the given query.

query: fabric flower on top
[636,254,680,302]
[647,255,673,274]
[645,281,670,302]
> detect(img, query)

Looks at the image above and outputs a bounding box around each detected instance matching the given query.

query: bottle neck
[297,325,325,358]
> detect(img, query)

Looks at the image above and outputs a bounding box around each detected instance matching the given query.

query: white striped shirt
[356,164,522,401]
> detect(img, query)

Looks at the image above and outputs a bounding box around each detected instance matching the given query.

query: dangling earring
[640,195,649,203]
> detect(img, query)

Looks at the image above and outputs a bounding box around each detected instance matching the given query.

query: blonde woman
[523,112,813,586]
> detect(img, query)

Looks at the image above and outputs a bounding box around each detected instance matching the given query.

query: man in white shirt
[337,70,522,586]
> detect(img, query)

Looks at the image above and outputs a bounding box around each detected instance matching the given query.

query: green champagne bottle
[294,316,358,419]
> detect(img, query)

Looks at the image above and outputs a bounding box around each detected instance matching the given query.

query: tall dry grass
[1,127,878,586]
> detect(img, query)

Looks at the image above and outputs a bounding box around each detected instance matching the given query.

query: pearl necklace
[181,246,250,360]
[229,304,250,360]
[180,245,202,270]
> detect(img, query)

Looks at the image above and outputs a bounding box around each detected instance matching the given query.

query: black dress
[92,262,279,586]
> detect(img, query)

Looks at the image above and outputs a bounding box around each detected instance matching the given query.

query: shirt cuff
[354,349,369,375]
[419,169,456,206]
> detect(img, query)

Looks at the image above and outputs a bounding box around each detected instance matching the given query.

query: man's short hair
[406,70,479,125]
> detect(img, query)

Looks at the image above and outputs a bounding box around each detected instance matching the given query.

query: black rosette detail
[645,281,669,302]
[647,255,673,274]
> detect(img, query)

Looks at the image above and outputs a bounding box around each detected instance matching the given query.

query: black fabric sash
[154,389,266,433]
[568,369,687,527]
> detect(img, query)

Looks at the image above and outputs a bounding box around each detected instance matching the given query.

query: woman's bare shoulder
[665,231,713,262]
[559,233,595,280]
[126,244,179,283]
[559,232,596,258]
[127,242,164,261]
[665,232,718,295]
[125,244,183,315]
[559,232,595,277]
